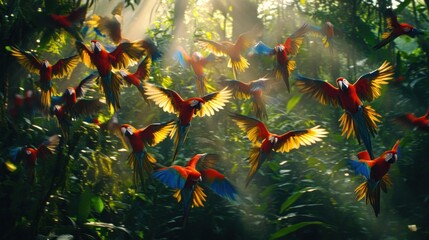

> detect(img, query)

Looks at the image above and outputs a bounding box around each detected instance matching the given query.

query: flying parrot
[197,26,262,79]
[120,120,175,190]
[9,135,61,183]
[295,61,394,159]
[144,83,232,162]
[373,9,422,49]
[219,76,270,120]
[43,5,87,41]
[348,140,400,217]
[252,23,309,92]
[308,21,335,54]
[76,39,149,111]
[153,153,237,225]
[394,109,429,132]
[118,56,152,103]
[8,46,80,110]
[173,46,215,96]
[230,113,327,187]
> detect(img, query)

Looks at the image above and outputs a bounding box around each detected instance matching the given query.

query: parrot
[153,153,237,225]
[373,9,422,49]
[197,25,262,79]
[8,46,80,110]
[44,5,87,41]
[144,83,232,163]
[120,120,175,190]
[348,140,400,217]
[76,39,149,111]
[219,76,270,120]
[295,61,394,159]
[252,23,309,92]
[173,46,215,96]
[51,73,97,109]
[10,135,61,183]
[230,113,327,187]
[308,21,335,54]
[394,109,429,132]
[118,56,152,103]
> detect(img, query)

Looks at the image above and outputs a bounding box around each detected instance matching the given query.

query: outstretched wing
[196,87,232,117]
[110,41,146,69]
[8,46,42,74]
[133,56,151,81]
[222,79,251,99]
[249,78,270,91]
[235,26,262,52]
[354,61,394,102]
[70,99,105,117]
[76,41,96,69]
[201,168,237,200]
[144,83,184,115]
[347,159,371,179]
[197,39,229,56]
[37,134,61,158]
[173,46,191,68]
[52,55,80,78]
[295,74,340,106]
[139,120,175,147]
[75,73,97,98]
[153,166,188,189]
[252,41,275,56]
[284,23,309,55]
[273,125,327,153]
[230,112,270,144]
[95,15,122,45]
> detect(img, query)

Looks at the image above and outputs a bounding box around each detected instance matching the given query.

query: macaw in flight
[9,135,61,183]
[173,46,215,96]
[309,21,334,54]
[44,5,88,41]
[120,120,175,190]
[76,39,149,111]
[252,23,309,92]
[197,25,262,79]
[348,140,400,217]
[230,113,327,187]
[8,46,80,111]
[219,76,270,120]
[118,56,151,103]
[373,9,422,49]
[144,83,232,163]
[394,109,429,132]
[153,153,236,225]
[295,61,394,159]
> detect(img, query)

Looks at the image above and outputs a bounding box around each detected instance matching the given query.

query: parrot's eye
[385,153,393,162]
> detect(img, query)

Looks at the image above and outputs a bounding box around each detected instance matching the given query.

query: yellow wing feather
[144,83,183,115]
[196,87,232,117]
[339,105,381,139]
[230,113,268,144]
[354,61,394,102]
[173,185,207,207]
[9,46,41,74]
[274,125,328,153]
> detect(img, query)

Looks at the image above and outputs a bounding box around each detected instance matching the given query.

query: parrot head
[118,70,128,78]
[190,99,203,111]
[336,77,349,91]
[268,135,278,144]
[42,60,50,68]
[24,147,37,166]
[383,140,400,164]
[274,44,285,53]
[90,40,103,53]
[66,87,75,96]
[192,52,203,62]
[120,124,134,137]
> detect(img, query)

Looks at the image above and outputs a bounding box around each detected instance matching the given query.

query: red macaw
[252,24,309,92]
[394,109,429,131]
[120,121,175,190]
[173,47,215,96]
[295,61,394,159]
[374,9,422,49]
[51,73,97,109]
[348,140,400,217]
[153,153,237,225]
[10,135,60,183]
[118,56,151,103]
[230,113,327,187]
[8,46,79,110]
[46,5,87,41]
[219,77,270,120]
[86,2,125,45]
[197,26,262,79]
[76,39,148,111]
[144,83,232,162]
[309,21,334,54]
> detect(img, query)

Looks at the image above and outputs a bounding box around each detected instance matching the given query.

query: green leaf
[270,221,323,240]
[280,187,320,213]
[91,196,104,213]
[286,94,302,113]
[77,189,93,224]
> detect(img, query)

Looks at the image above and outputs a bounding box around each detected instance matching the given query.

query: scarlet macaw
[253,24,309,92]
[144,83,232,162]
[197,26,262,79]
[230,113,327,187]
[10,135,60,183]
[118,56,151,103]
[45,5,87,41]
[373,9,422,49]
[348,140,400,217]
[120,121,175,190]
[394,109,429,131]
[309,21,335,54]
[219,76,270,120]
[8,46,80,110]
[295,61,394,159]
[173,47,215,96]
[153,153,236,225]
[76,39,148,111]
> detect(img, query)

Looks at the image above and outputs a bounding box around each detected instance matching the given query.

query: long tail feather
[252,95,267,120]
[128,151,157,191]
[355,179,384,217]
[352,108,374,159]
[373,33,396,49]
[171,121,191,163]
[40,89,53,110]
[101,72,122,111]
[195,75,207,96]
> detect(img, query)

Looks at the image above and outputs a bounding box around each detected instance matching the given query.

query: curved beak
[338,80,347,91]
